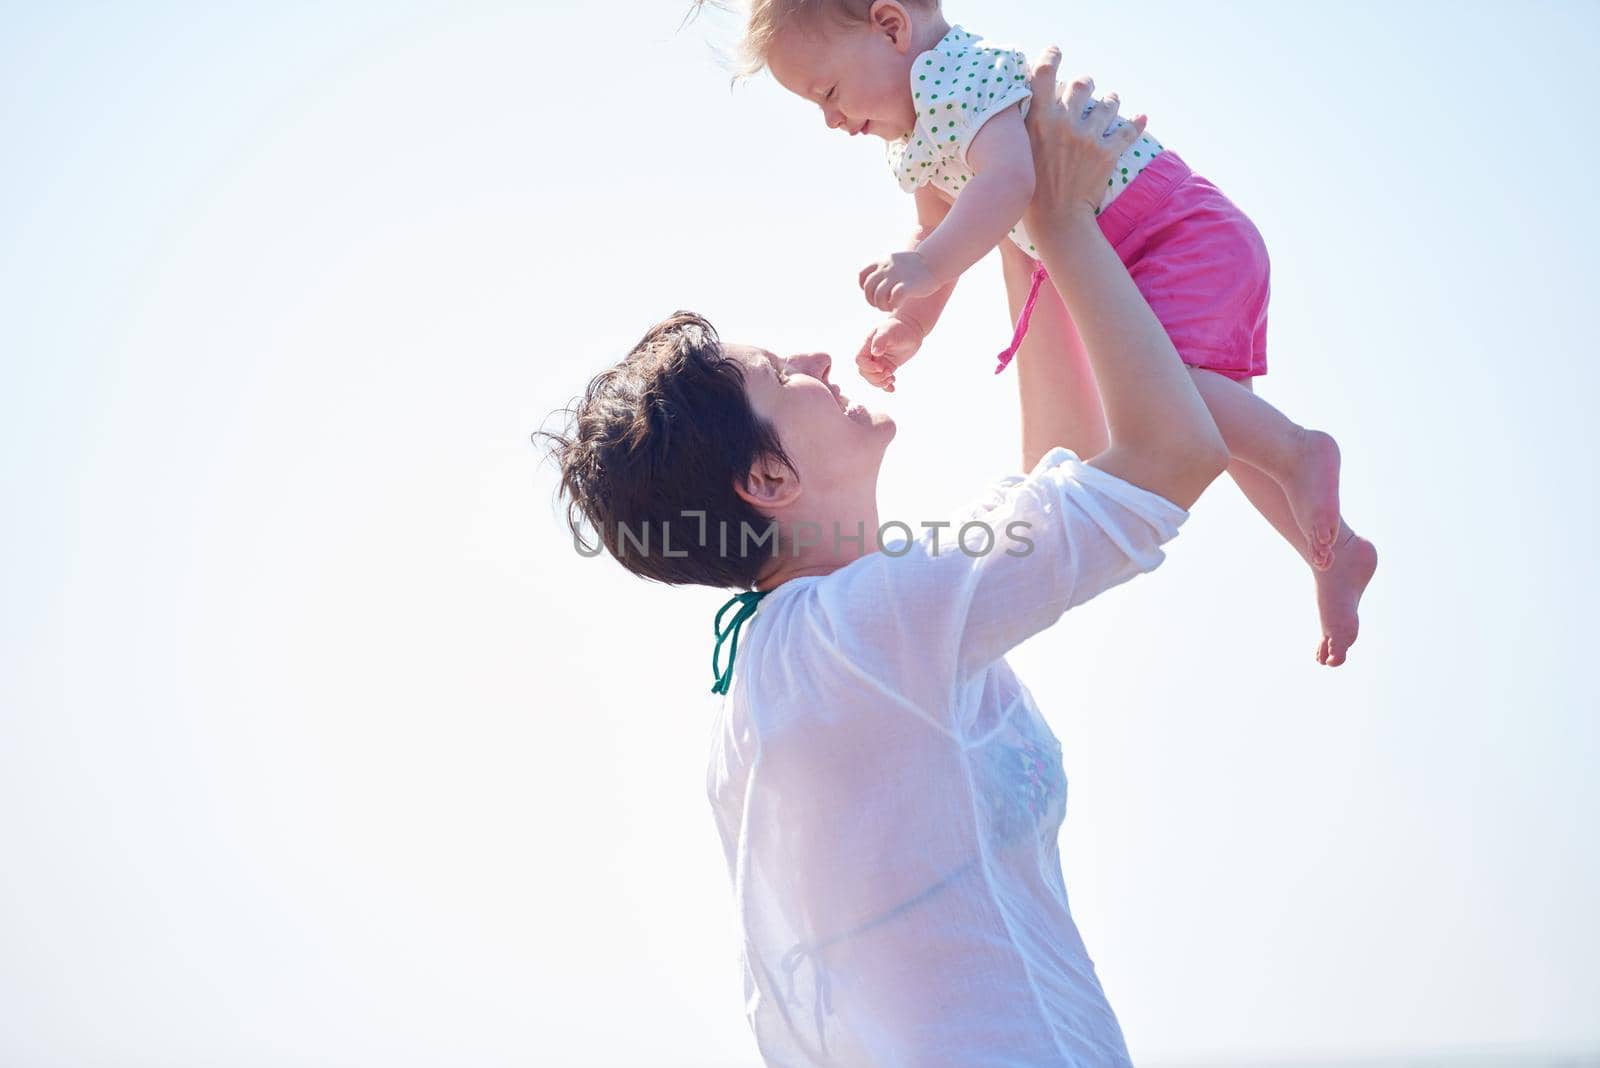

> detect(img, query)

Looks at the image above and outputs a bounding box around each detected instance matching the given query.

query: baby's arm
[860,107,1036,313]
[858,185,960,390]
[897,184,960,336]
[916,108,1036,285]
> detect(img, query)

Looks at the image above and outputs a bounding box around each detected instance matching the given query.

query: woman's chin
[850,404,895,436]
[847,401,881,424]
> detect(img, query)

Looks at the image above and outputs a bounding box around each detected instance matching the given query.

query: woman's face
[728,344,895,500]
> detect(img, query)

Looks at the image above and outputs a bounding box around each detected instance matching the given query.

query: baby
[732,0,1377,667]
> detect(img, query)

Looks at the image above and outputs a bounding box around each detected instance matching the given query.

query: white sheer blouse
[706,448,1189,1067]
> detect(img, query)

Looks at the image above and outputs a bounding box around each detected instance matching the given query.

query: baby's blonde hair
[696,0,939,78]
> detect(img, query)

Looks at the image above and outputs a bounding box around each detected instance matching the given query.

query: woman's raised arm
[1021,51,1228,509]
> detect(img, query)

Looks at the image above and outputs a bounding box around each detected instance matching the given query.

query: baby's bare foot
[1282,429,1342,570]
[1314,533,1377,667]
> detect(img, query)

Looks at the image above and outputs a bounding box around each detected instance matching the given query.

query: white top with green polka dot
[886,26,1165,258]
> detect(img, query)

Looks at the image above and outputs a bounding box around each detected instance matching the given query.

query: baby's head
[739,0,949,142]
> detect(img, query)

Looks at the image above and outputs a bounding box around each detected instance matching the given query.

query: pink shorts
[995,149,1271,381]
[1095,149,1271,380]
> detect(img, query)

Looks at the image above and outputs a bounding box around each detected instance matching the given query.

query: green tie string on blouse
[710,589,770,695]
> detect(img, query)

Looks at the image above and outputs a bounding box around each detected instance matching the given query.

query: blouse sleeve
[805,447,1187,737]
[944,43,1034,170]
[893,42,1035,191]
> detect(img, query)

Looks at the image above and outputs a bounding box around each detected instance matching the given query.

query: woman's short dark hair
[534,311,795,590]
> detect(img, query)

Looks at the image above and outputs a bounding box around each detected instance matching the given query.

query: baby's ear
[867,0,913,52]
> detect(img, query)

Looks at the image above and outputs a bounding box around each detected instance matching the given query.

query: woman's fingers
[1022,67,1147,227]
[1109,113,1146,153]
[1063,74,1095,124]
[1029,46,1062,107]
[1094,92,1121,137]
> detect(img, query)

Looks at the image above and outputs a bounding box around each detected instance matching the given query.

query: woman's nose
[823,107,845,130]
[792,351,832,380]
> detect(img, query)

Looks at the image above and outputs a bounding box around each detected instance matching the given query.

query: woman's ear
[867,0,912,52]
[732,454,802,512]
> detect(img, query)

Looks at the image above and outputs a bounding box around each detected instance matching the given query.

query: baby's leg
[1188,369,1342,567]
[1001,242,1107,468]
[1217,381,1378,668]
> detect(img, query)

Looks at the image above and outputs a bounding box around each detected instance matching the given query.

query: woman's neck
[753,500,883,591]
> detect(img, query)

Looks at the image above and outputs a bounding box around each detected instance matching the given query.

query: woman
[540,51,1227,1067]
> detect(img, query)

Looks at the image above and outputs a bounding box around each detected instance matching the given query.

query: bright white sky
[2,2,1597,1065]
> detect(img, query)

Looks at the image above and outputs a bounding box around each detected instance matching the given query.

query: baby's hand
[859,251,940,313]
[855,317,925,392]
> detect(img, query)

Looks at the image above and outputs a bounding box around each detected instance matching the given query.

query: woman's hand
[1020,50,1146,235]
[1015,48,1226,510]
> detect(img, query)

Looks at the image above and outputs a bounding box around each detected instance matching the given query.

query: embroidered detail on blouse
[974,711,1067,847]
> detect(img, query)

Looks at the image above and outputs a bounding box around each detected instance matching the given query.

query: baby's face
[767,19,918,143]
